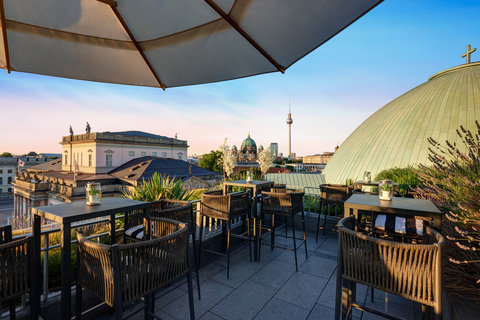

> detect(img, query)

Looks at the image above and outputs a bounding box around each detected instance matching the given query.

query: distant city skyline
[0,0,479,157]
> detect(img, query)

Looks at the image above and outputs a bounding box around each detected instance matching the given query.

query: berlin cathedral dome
[323,58,480,184]
[234,133,258,163]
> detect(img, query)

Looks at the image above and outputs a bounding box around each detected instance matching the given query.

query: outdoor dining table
[353,180,400,192]
[223,180,274,261]
[31,197,150,320]
[344,193,442,228]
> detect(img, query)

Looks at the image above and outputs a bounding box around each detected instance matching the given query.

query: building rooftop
[108,156,220,184]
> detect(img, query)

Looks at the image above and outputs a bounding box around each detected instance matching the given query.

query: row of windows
[0,188,12,193]
[0,169,13,174]
[0,177,13,185]
[64,151,185,168]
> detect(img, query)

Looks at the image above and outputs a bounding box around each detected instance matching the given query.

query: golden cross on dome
[461,44,476,64]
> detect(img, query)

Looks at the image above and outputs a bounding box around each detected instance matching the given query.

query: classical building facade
[303,151,336,165]
[61,131,188,174]
[232,134,259,164]
[11,130,204,230]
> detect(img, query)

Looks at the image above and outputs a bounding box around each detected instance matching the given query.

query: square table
[353,180,400,192]
[223,180,274,260]
[31,197,150,320]
[344,194,442,228]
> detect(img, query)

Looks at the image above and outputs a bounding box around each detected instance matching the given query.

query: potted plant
[378,180,394,201]
[246,170,253,183]
[363,171,371,183]
[86,182,102,206]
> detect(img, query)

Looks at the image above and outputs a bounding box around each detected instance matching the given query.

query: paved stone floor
[121,228,417,320]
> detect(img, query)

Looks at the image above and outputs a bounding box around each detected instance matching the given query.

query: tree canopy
[0,152,13,157]
[198,150,222,173]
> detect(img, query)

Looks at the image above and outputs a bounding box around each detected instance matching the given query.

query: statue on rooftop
[86,122,91,134]
[69,125,74,136]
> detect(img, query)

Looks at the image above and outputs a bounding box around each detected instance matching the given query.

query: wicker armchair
[199,191,251,279]
[124,199,201,299]
[316,184,352,241]
[335,216,445,320]
[260,190,307,271]
[75,218,195,320]
[0,225,36,320]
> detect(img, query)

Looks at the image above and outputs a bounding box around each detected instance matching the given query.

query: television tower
[286,101,293,159]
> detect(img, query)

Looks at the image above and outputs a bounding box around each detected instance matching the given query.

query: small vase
[86,183,102,206]
[378,179,394,201]
[246,171,253,183]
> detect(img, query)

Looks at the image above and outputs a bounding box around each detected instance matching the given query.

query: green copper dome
[241,133,257,149]
[323,62,480,184]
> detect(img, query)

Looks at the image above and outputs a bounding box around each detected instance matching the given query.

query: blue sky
[1,0,479,156]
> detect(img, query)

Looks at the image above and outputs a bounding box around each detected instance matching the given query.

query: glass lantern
[363,171,371,183]
[86,182,102,206]
[246,170,253,183]
[378,179,394,201]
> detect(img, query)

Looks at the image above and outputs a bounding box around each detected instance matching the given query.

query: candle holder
[86,182,102,206]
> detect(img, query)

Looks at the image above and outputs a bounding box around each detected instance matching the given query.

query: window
[8,188,11,192]
[0,170,2,173]
[152,152,157,157]
[64,154,68,165]
[88,154,92,167]
[129,151,135,156]
[177,152,183,160]
[162,152,167,158]
[7,177,12,184]
[106,154,113,167]
[7,169,12,173]
[0,178,2,184]
[141,152,147,156]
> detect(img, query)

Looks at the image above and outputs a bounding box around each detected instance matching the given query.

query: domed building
[237,133,258,163]
[323,58,480,184]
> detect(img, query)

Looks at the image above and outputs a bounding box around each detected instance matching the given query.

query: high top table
[344,194,442,228]
[31,197,150,320]
[223,180,274,260]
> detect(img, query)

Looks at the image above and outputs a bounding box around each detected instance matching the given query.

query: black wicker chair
[259,190,307,271]
[316,184,352,241]
[198,191,251,279]
[124,199,201,299]
[335,216,445,320]
[75,218,194,320]
[0,225,37,320]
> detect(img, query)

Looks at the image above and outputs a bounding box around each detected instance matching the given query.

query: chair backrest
[0,237,32,303]
[200,191,249,220]
[338,216,444,308]
[271,184,287,193]
[320,184,351,203]
[0,225,12,244]
[261,191,304,216]
[150,201,193,230]
[77,218,188,307]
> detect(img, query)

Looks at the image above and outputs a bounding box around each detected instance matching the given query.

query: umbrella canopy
[0,0,382,89]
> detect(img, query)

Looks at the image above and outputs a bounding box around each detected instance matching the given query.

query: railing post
[43,233,49,303]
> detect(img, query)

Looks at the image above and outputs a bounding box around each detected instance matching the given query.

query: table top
[354,180,400,186]
[31,197,150,224]
[223,180,274,187]
[344,194,441,214]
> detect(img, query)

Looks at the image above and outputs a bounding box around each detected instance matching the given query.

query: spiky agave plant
[123,172,195,201]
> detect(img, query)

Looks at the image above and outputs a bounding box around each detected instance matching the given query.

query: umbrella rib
[203,0,285,74]
[100,0,166,90]
[0,0,11,73]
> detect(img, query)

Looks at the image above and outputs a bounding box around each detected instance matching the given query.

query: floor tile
[211,280,276,320]
[253,298,310,320]
[250,259,295,289]
[299,255,337,279]
[275,271,328,310]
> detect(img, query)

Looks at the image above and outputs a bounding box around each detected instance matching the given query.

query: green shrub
[375,166,419,195]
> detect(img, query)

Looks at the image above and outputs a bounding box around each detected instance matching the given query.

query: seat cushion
[125,225,144,240]
[375,215,423,235]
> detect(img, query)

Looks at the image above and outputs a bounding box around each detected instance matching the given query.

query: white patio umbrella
[0,0,382,89]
